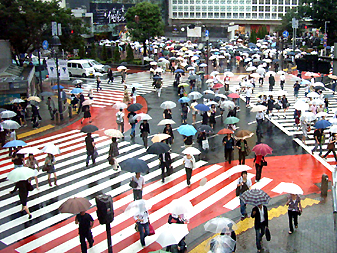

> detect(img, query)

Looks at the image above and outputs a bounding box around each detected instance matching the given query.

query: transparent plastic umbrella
[124,199,152,217]
[204,217,237,233]
[156,224,189,248]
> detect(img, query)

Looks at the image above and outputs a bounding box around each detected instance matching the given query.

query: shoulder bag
[261,160,268,166]
[129,179,138,188]
[148,219,155,236]
[327,142,335,150]
[265,227,271,241]
[27,182,34,191]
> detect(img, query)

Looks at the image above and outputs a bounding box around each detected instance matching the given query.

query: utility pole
[324,21,330,56]
[205,29,209,76]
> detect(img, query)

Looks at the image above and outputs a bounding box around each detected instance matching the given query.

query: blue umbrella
[178,97,190,103]
[195,104,210,111]
[52,85,65,90]
[177,125,197,136]
[153,76,163,80]
[3,140,27,148]
[71,88,83,94]
[314,120,331,129]
[175,69,184,73]
[301,80,310,85]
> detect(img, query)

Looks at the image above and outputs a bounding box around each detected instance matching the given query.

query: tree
[0,0,87,64]
[125,2,164,56]
[78,46,86,59]
[113,46,121,63]
[250,29,257,44]
[126,44,134,62]
[101,45,108,62]
[90,42,97,59]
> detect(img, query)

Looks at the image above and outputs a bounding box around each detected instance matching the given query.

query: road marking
[17,124,55,139]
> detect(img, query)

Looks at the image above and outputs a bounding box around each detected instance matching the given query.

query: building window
[246,13,251,18]
[272,0,277,3]
[272,6,277,11]
[259,13,264,18]
[227,0,232,3]
[214,5,219,11]
[190,0,195,3]
[178,12,183,18]
[208,6,213,11]
[220,5,226,11]
[265,0,270,3]
[239,0,244,3]
[196,0,201,3]
[285,0,290,4]
[227,6,231,11]
[252,0,257,3]
[173,6,177,11]
[190,13,195,18]
[278,6,283,12]
[196,12,201,18]
[201,5,207,11]
[208,13,213,18]
[208,0,213,3]
[184,5,188,10]
[272,13,277,19]
[214,0,219,3]
[246,6,251,11]
[292,0,297,4]
[184,12,189,17]
[278,13,283,18]
[190,6,194,11]
[265,13,270,18]
[239,13,244,18]
[285,6,290,12]
[172,0,177,3]
[220,0,225,3]
[259,6,264,11]
[196,5,200,11]
[233,0,238,3]
[202,0,206,3]
[214,13,219,18]
[178,6,183,11]
[233,6,238,11]
[246,0,251,3]
[265,6,270,11]
[178,0,183,3]
[184,0,188,3]
[252,13,257,18]
[278,0,283,3]
[252,6,257,11]
[227,13,232,18]
[259,0,264,3]
[202,12,207,18]
[233,13,238,18]
[239,5,244,11]
[221,13,226,18]
[173,12,177,18]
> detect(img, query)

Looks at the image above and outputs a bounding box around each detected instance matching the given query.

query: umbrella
[277,183,304,195]
[210,71,220,76]
[204,217,237,233]
[182,147,201,155]
[197,125,214,134]
[330,125,337,133]
[104,129,123,138]
[59,197,91,214]
[27,96,41,102]
[133,113,152,121]
[40,91,55,97]
[42,143,61,155]
[314,120,331,129]
[82,100,93,106]
[175,69,184,73]
[158,119,176,126]
[147,142,170,155]
[178,97,190,103]
[207,235,236,253]
[52,85,64,90]
[199,63,207,67]
[178,83,189,87]
[150,61,158,65]
[71,88,83,94]
[256,68,266,75]
[11,98,25,103]
[160,101,176,109]
[3,140,27,148]
[246,66,257,71]
[81,124,99,133]
[167,198,194,215]
[153,76,163,80]
[196,71,205,75]
[127,103,143,112]
[117,65,127,71]
[235,130,254,140]
[124,199,152,217]
[120,157,149,173]
[195,104,210,111]
[112,102,128,109]
[307,92,320,98]
[251,105,267,112]
[252,144,273,156]
[0,110,16,118]
[203,93,215,100]
[215,94,227,99]
[328,74,337,80]
[2,120,21,129]
[151,134,171,143]
[250,73,260,78]
[129,83,143,88]
[213,83,224,89]
[231,165,253,174]
[300,112,316,122]
[188,91,203,100]
[156,224,189,248]
[72,79,83,85]
[7,167,35,182]
[294,101,309,111]
[228,93,240,99]
[177,125,197,136]
[224,117,239,125]
[240,189,271,206]
[188,75,198,80]
[18,147,42,155]
[218,128,234,135]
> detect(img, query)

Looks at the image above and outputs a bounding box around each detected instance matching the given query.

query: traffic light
[305,26,307,29]
[95,194,114,225]
[71,30,74,34]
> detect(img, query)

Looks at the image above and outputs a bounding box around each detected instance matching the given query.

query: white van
[86,59,106,73]
[67,60,95,78]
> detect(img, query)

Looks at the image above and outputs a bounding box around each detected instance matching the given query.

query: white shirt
[256,111,265,120]
[280,75,285,81]
[116,111,124,123]
[246,88,252,98]
[132,175,145,190]
[134,211,149,224]
[237,176,252,188]
[259,206,265,223]
[183,155,195,169]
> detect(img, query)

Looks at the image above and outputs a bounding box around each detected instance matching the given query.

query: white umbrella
[313,82,325,87]
[246,66,257,72]
[124,199,152,217]
[2,120,21,129]
[278,183,304,195]
[18,147,42,155]
[223,72,234,77]
[187,66,195,70]
[294,101,309,111]
[151,133,171,143]
[250,73,260,78]
[206,235,236,253]
[117,66,127,71]
[230,165,253,174]
[182,147,201,155]
[160,101,177,109]
[204,217,238,233]
[206,101,219,106]
[94,72,104,77]
[300,112,316,122]
[277,71,286,75]
[312,99,324,105]
[266,71,276,76]
[220,101,235,110]
[210,71,220,76]
[104,129,123,138]
[251,105,267,112]
[188,91,203,100]
[209,55,218,60]
[0,110,17,118]
[150,61,158,65]
[72,79,83,85]
[205,79,215,84]
[82,100,93,106]
[158,119,176,126]
[112,102,128,109]
[42,143,61,155]
[7,167,35,182]
[199,63,207,67]
[263,59,272,63]
[133,113,152,121]
[11,98,25,103]
[307,92,320,98]
[329,118,337,125]
[215,94,227,99]
[167,198,193,215]
[155,68,164,73]
[156,224,189,248]
[330,125,337,133]
[27,96,42,102]
[256,68,266,75]
[328,74,337,80]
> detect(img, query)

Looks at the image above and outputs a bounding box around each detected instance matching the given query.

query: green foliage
[250,29,257,43]
[90,42,97,59]
[126,44,134,62]
[101,45,108,61]
[125,2,164,44]
[0,0,87,61]
[78,46,86,59]
[256,26,269,39]
[113,46,121,63]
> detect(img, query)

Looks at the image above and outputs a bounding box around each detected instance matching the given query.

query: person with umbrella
[123,85,131,104]
[159,150,172,183]
[8,129,17,157]
[128,110,137,138]
[190,100,198,124]
[181,103,189,124]
[31,104,41,129]
[223,133,235,164]
[12,146,24,168]
[163,108,173,119]
[45,153,57,186]
[183,152,195,187]
[75,211,94,252]
[251,204,269,252]
[77,92,85,114]
[293,80,300,98]
[134,208,150,247]
[321,133,337,161]
[237,171,252,220]
[253,154,266,183]
[10,179,33,219]
[108,137,119,170]
[132,172,145,200]
[286,194,302,234]
[81,104,92,124]
[312,128,323,156]
[209,104,216,129]
[268,74,275,91]
[26,153,39,189]
[85,133,96,167]
[116,108,125,135]
[140,120,150,148]
[163,124,174,146]
[121,69,127,83]
[235,139,248,165]
[280,73,285,90]
[107,68,114,84]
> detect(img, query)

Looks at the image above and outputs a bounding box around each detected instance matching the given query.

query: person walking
[134,210,150,247]
[140,120,150,148]
[256,111,265,136]
[123,85,131,104]
[96,76,102,92]
[321,133,337,161]
[293,80,300,98]
[253,154,266,183]
[132,172,145,200]
[11,146,24,168]
[209,104,216,128]
[183,153,195,187]
[116,108,125,135]
[181,103,189,124]
[236,139,248,165]
[10,180,33,219]
[159,151,172,183]
[77,93,85,114]
[26,153,39,189]
[312,128,323,156]
[251,204,269,252]
[46,97,56,120]
[267,95,275,116]
[75,211,94,253]
[300,119,309,144]
[223,133,235,164]
[163,124,174,146]
[81,105,92,124]
[8,129,17,157]
[128,111,137,138]
[0,119,5,148]
[245,87,252,107]
[88,89,94,100]
[31,104,41,128]
[107,69,114,84]
[85,133,96,167]
[108,137,119,170]
[268,74,275,91]
[286,194,302,234]
[281,95,289,115]
[237,171,252,220]
[121,69,126,83]
[280,73,285,90]
[163,108,172,119]
[44,153,57,186]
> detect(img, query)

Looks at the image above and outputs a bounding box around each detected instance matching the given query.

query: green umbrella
[162,50,169,56]
[224,117,240,125]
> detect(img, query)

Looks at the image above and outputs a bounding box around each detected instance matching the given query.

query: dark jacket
[163,126,174,139]
[159,152,172,165]
[109,141,119,157]
[269,75,275,86]
[140,122,150,134]
[251,205,268,229]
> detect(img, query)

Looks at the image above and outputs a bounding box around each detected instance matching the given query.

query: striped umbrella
[240,189,270,206]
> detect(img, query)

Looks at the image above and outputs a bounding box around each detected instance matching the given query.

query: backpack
[116,112,123,123]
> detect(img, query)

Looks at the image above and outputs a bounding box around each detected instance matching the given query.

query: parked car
[86,59,108,73]
[67,59,95,78]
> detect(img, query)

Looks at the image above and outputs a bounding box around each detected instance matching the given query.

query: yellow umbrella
[27,96,41,102]
[151,134,171,143]
[181,47,188,51]
[178,83,189,87]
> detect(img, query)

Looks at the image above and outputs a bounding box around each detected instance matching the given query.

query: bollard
[55,111,60,124]
[321,174,329,197]
[68,106,72,118]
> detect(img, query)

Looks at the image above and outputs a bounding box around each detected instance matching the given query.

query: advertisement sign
[58,60,69,80]
[46,59,57,79]
[187,27,202,38]
[90,3,134,24]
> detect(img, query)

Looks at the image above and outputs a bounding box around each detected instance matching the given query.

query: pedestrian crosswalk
[0,127,297,253]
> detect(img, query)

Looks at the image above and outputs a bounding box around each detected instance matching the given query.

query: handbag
[236,182,249,196]
[27,182,34,191]
[202,139,209,150]
[42,165,52,172]
[245,146,251,156]
[134,223,139,232]
[92,149,98,159]
[328,142,335,150]
[129,179,138,188]
[265,227,271,241]
[148,223,155,236]
[261,161,267,166]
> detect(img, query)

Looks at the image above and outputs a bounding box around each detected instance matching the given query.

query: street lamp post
[51,35,63,121]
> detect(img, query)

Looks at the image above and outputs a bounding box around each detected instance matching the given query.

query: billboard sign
[90,3,134,24]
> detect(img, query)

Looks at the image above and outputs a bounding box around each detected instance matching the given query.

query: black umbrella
[127,103,143,112]
[188,75,198,80]
[197,124,214,134]
[147,142,170,155]
[153,76,163,80]
[40,91,55,97]
[203,93,215,99]
[313,86,325,90]
[81,124,99,133]
[120,158,149,173]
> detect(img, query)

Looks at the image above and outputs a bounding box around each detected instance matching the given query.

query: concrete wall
[0,40,12,71]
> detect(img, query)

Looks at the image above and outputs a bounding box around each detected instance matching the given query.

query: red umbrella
[252,144,273,156]
[213,83,224,89]
[235,56,242,61]
[228,93,240,99]
[218,128,234,135]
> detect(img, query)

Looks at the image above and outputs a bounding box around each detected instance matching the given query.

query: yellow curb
[17,124,55,139]
[189,197,320,253]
